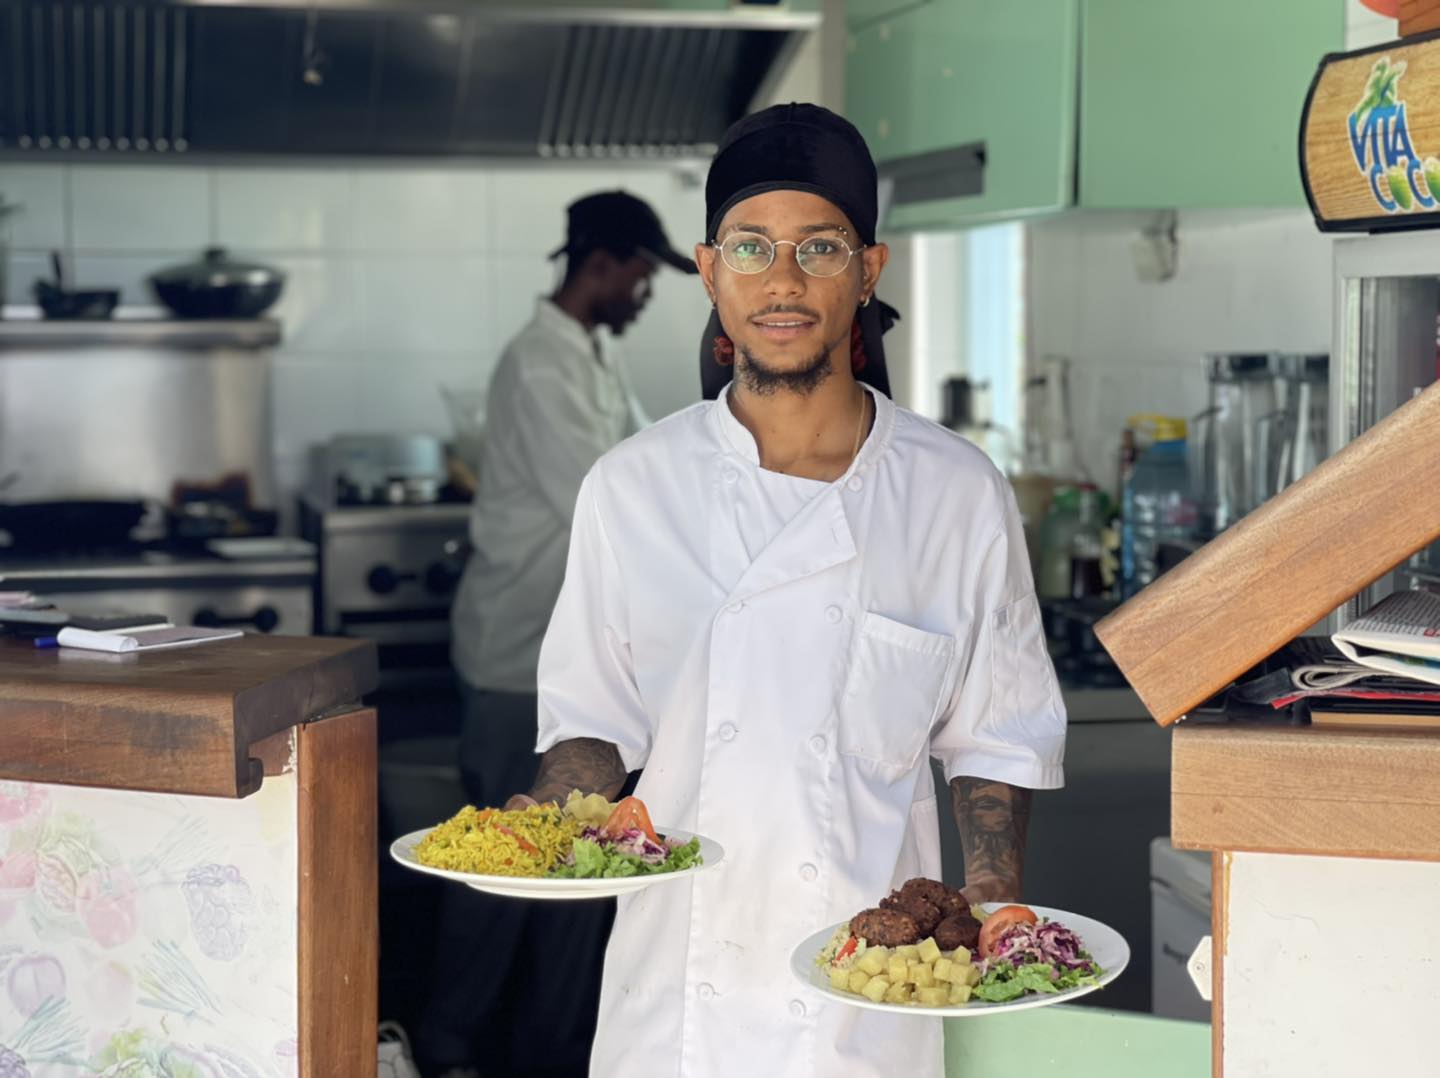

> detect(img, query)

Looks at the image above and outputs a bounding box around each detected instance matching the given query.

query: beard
[735,335,846,397]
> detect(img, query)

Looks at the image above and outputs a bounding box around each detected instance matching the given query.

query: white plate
[206,537,316,559]
[389,827,724,900]
[790,903,1129,1017]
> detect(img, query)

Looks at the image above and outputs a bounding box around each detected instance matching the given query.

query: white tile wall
[0,159,711,514]
[215,169,355,252]
[1025,210,1335,494]
[352,169,490,252]
[0,165,66,250]
[70,166,211,251]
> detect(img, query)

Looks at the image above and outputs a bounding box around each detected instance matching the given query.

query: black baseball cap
[548,190,698,274]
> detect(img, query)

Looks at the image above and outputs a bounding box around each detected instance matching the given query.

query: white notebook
[56,625,243,654]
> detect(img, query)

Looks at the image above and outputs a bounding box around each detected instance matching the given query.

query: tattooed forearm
[528,737,627,805]
[949,776,1034,903]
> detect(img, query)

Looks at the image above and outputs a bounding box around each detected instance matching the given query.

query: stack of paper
[55,625,243,654]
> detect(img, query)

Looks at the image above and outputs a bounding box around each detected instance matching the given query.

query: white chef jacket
[452,298,644,693]
[536,384,1066,1078]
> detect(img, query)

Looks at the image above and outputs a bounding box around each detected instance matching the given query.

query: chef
[514,104,1066,1078]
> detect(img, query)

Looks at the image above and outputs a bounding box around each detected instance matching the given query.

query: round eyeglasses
[713,232,865,279]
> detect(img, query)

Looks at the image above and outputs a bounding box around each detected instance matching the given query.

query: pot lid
[150,248,284,289]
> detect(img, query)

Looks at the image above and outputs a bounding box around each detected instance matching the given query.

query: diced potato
[887,956,910,983]
[909,962,934,988]
[963,964,982,987]
[860,975,891,1003]
[948,983,973,1005]
[829,967,851,991]
[948,946,971,965]
[883,982,913,1004]
[932,957,954,984]
[916,987,949,1006]
[895,945,920,961]
[917,937,942,964]
[856,947,889,976]
[847,970,871,994]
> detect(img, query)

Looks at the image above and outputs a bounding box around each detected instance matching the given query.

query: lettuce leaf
[553,836,703,879]
[972,960,1101,1003]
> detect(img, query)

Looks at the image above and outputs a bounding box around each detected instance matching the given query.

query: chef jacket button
[846,475,864,492]
[727,600,745,614]
[719,723,737,742]
[723,468,739,484]
[824,604,842,623]
[790,999,807,1018]
[808,735,827,755]
[799,862,818,882]
[697,982,716,1001]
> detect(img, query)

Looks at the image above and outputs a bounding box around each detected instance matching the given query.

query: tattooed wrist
[949,776,1033,899]
[529,737,627,805]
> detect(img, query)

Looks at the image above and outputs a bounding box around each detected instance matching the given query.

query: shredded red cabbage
[986,919,1097,976]
[577,825,669,865]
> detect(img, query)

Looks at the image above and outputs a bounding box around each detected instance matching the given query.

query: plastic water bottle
[1121,415,1195,598]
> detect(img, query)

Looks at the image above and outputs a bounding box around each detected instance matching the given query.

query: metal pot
[149,247,285,319]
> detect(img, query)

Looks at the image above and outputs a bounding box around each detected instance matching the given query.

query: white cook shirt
[451,298,644,693]
[537,383,1067,1078]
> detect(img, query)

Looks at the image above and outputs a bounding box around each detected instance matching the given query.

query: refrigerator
[1328,230,1440,629]
[1302,30,1440,628]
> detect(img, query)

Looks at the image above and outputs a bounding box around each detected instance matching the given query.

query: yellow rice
[415,804,582,877]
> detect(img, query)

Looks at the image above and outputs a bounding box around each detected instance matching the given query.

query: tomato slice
[977,904,1038,960]
[601,796,660,844]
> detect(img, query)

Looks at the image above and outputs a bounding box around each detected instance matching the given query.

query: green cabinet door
[847,0,1080,228]
[1079,0,1345,208]
[847,0,923,29]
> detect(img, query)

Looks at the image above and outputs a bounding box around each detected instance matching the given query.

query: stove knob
[368,565,400,595]
[193,606,280,633]
[425,560,462,596]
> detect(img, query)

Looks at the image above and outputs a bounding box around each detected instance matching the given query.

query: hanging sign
[1301,30,1440,231]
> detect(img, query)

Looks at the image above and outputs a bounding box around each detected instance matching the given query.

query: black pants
[417,682,615,1077]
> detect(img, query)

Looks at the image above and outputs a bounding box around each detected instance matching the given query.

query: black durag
[699,103,899,401]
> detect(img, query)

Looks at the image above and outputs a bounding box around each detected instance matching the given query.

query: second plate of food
[792,897,1129,1017]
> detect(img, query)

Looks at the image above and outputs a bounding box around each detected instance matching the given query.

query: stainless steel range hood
[0,2,818,159]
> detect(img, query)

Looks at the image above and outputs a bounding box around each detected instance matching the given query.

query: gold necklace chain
[851,388,870,464]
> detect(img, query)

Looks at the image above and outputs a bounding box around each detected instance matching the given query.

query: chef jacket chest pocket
[837,612,956,770]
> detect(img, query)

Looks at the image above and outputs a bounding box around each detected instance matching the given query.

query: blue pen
[33,636,59,649]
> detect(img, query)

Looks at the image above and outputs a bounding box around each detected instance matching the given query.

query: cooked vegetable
[602,796,660,844]
[977,904,1038,960]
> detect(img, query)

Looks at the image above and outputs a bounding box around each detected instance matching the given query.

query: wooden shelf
[1172,722,1440,861]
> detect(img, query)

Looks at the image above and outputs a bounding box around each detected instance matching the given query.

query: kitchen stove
[299,492,469,692]
[0,547,315,634]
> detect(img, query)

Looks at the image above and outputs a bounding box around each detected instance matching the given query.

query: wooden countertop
[0,633,378,798]
[1172,722,1440,861]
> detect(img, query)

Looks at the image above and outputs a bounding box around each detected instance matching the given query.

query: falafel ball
[880,893,942,937]
[934,912,983,953]
[849,907,920,948]
[899,877,970,919]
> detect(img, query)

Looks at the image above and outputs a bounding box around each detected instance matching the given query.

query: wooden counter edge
[297,704,378,1078]
[1171,724,1440,862]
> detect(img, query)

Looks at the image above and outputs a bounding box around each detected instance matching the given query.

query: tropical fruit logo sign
[1349,56,1440,213]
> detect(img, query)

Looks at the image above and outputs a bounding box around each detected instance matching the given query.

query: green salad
[551,828,704,879]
